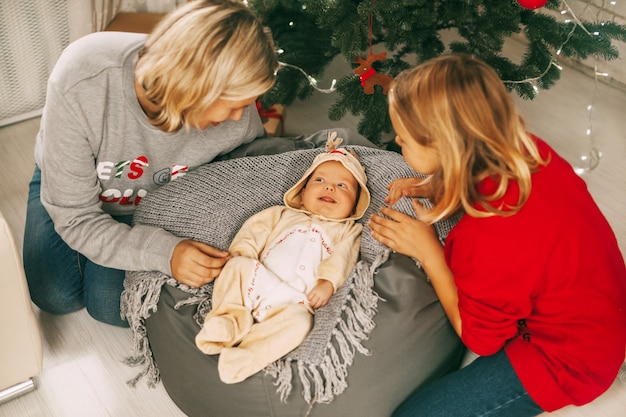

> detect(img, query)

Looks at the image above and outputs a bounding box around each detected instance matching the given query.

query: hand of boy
[171,240,232,287]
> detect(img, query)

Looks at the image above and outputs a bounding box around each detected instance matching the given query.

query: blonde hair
[135,0,278,132]
[389,54,547,223]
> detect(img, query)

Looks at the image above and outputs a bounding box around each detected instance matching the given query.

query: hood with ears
[283,131,370,221]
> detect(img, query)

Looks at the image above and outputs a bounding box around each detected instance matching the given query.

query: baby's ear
[325,131,344,152]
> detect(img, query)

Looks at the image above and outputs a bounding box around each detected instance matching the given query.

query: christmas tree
[250,0,626,146]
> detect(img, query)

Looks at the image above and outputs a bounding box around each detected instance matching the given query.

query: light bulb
[573,147,601,176]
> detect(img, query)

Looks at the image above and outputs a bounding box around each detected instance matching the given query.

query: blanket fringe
[120,273,172,387]
[122,249,390,401]
[269,250,390,404]
[618,362,626,383]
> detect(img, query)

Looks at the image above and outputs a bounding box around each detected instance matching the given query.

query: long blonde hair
[389,54,547,223]
[135,0,278,132]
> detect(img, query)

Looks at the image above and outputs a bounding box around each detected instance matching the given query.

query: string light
[575,55,603,175]
[503,0,616,175]
[271,11,337,94]
[570,0,612,175]
[503,6,577,87]
[277,61,338,94]
[269,0,617,168]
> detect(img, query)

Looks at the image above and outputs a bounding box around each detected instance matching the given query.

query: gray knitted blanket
[121,145,457,404]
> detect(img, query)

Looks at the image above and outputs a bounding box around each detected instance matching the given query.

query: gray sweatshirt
[34,31,265,275]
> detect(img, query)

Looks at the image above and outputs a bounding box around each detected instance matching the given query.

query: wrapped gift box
[257,102,285,137]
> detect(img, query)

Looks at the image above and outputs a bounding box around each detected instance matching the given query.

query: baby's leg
[217,303,313,384]
[195,257,255,354]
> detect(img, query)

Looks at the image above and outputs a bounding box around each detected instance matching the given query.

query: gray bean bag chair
[122,129,464,417]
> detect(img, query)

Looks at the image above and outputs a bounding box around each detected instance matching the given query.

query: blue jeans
[393,350,544,417]
[23,167,130,327]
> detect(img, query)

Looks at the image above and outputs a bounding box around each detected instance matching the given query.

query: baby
[196,133,370,383]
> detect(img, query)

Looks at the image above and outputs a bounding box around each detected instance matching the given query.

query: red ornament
[517,0,548,10]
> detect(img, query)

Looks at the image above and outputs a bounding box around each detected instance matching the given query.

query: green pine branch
[252,0,626,145]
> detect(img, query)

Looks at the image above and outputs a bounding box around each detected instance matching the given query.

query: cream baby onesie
[196,205,362,383]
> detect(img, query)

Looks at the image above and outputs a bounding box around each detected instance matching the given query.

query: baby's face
[300,161,359,220]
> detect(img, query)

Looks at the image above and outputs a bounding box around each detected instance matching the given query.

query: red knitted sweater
[445,137,626,411]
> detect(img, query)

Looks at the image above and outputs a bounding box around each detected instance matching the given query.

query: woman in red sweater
[369,53,626,416]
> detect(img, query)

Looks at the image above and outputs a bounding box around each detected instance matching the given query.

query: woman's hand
[385,177,432,206]
[170,240,232,287]
[307,279,334,309]
[368,199,442,265]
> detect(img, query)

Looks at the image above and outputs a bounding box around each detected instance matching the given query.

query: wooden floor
[1,56,625,416]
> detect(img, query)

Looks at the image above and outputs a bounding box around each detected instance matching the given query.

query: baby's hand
[385,177,432,206]
[307,280,335,309]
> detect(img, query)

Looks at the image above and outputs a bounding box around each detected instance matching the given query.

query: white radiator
[0,0,70,126]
